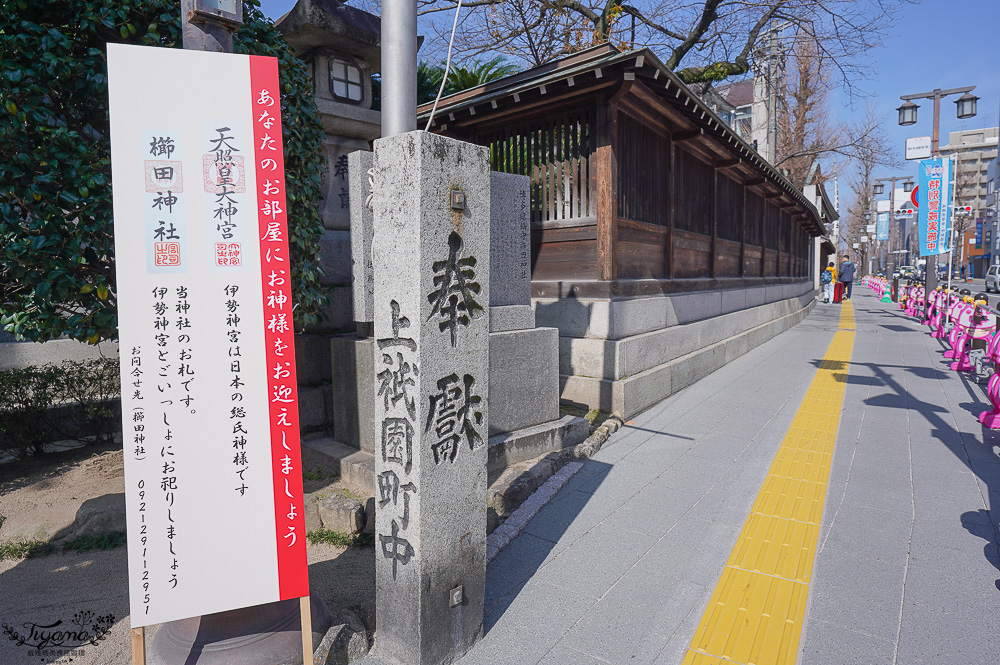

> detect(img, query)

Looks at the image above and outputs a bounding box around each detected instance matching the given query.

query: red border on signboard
[249,55,309,600]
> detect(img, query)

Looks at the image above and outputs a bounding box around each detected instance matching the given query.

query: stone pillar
[349,150,375,330]
[372,131,490,665]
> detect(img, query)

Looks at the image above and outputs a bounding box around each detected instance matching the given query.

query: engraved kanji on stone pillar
[372,131,490,665]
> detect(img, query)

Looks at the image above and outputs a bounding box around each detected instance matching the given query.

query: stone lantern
[276,0,381,331]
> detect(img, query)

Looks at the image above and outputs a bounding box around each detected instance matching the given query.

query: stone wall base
[561,296,816,417]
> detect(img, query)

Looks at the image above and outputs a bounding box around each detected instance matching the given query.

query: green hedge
[0,358,121,456]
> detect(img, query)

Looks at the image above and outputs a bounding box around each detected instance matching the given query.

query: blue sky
[259,0,999,203]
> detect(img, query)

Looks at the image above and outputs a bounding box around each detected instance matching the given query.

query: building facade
[940,127,999,276]
[418,45,825,417]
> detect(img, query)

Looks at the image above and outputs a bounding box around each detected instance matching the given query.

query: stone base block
[299,385,333,435]
[301,437,376,497]
[295,333,333,386]
[489,326,560,435]
[561,300,814,417]
[329,335,377,454]
[487,415,589,481]
[319,229,353,285]
[490,304,534,332]
[305,286,354,335]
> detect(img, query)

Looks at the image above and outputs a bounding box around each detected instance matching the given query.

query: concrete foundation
[542,281,818,417]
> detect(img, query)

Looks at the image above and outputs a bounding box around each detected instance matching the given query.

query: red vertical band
[249,54,309,600]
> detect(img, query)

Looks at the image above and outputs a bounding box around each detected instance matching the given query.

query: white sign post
[107,43,310,641]
[906,136,932,160]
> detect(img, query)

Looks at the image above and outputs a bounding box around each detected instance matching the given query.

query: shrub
[0,0,328,343]
[0,358,121,455]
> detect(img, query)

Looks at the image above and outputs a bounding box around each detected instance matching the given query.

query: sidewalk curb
[485,414,624,562]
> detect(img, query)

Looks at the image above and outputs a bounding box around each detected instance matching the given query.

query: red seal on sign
[145,161,183,193]
[153,242,181,266]
[215,243,242,267]
[203,154,247,194]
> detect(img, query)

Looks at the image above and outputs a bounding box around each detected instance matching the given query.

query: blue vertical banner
[917,157,952,256]
[876,212,890,241]
[975,219,984,247]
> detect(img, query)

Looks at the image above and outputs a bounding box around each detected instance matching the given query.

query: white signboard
[906,136,932,160]
[853,243,860,248]
[866,224,876,233]
[860,236,869,242]
[108,44,309,627]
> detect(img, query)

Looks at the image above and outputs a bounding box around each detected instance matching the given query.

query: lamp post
[873,175,914,275]
[897,85,979,313]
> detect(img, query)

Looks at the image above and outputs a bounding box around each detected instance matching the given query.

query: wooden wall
[477,89,815,290]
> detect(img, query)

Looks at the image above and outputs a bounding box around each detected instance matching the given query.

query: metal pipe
[382,0,418,137]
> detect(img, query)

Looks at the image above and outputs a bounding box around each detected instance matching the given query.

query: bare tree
[406,0,914,90]
[772,33,840,189]
[841,104,895,268]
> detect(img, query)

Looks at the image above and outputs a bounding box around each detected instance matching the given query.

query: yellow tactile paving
[727,514,820,582]
[752,475,827,524]
[682,301,855,665]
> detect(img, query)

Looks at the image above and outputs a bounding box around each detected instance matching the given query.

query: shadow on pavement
[829,301,1000,591]
[483,459,612,631]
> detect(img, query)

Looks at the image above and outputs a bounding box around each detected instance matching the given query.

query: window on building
[329,59,363,103]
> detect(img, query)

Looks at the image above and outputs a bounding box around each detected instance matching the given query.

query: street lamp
[874,174,917,276]
[897,100,919,126]
[898,83,978,312]
[956,92,979,119]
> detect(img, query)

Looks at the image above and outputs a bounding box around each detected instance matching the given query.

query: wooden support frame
[671,128,702,142]
[740,186,747,278]
[131,627,145,665]
[596,94,620,281]
[710,167,718,279]
[668,137,676,279]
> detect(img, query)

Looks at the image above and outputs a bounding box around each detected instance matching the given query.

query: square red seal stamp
[215,243,241,267]
[144,161,183,193]
[203,154,247,194]
[153,242,182,267]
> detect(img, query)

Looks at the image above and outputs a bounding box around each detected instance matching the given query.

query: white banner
[108,44,309,627]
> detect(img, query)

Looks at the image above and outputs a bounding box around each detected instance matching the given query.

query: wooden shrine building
[418,45,828,417]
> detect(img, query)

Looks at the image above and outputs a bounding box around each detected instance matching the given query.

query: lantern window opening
[330,58,364,103]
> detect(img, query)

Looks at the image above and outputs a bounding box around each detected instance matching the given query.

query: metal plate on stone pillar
[372,131,490,665]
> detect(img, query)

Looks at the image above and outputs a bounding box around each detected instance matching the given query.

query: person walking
[839,254,856,301]
[821,261,836,303]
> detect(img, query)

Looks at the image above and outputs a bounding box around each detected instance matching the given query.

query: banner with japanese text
[917,157,952,256]
[107,43,308,627]
[876,212,890,241]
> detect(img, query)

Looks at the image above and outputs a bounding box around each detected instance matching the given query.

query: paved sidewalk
[452,289,1000,665]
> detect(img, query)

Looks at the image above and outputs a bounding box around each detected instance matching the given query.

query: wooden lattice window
[617,112,669,226]
[482,107,594,226]
[717,174,743,242]
[745,193,763,246]
[675,148,713,235]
